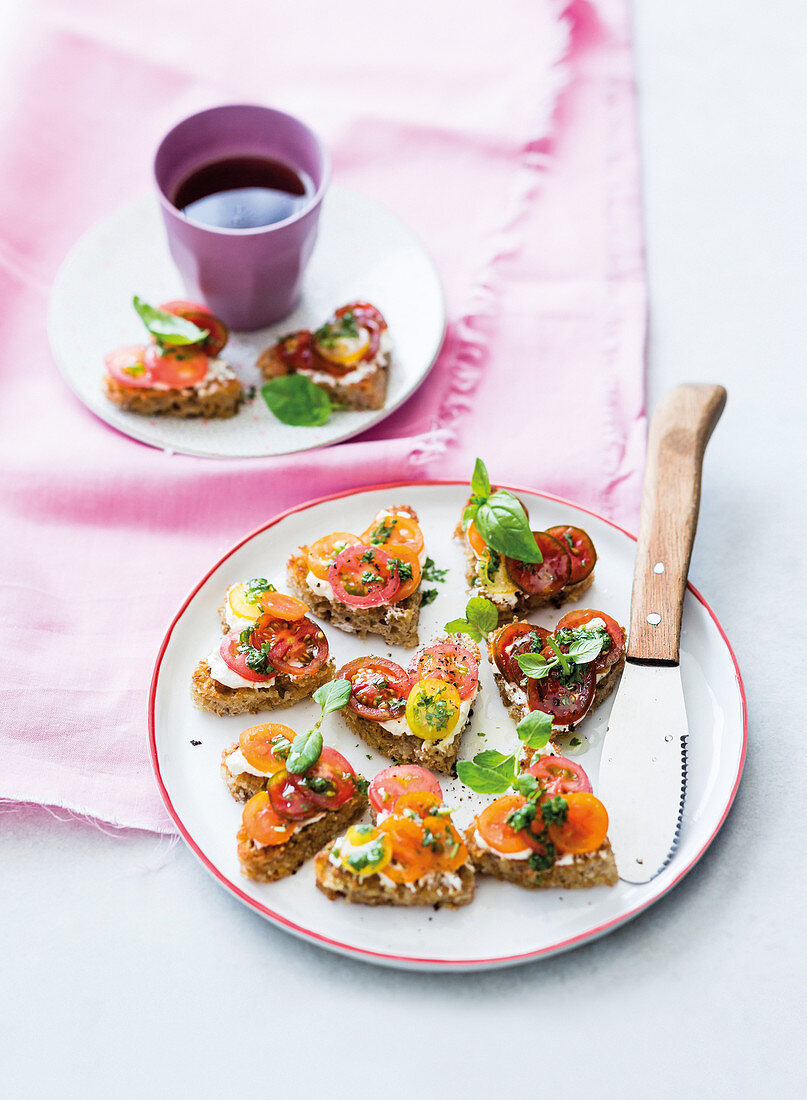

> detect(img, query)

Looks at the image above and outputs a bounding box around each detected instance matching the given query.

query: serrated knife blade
[597,662,687,882]
[598,384,726,884]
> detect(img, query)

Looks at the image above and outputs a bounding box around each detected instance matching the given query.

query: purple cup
[154,104,330,330]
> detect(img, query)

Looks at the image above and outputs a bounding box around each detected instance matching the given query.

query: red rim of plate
[148,480,748,970]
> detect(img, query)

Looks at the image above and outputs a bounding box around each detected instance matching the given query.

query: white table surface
[3,3,805,1096]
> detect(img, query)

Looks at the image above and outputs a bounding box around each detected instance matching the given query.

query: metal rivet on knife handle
[647,613,662,625]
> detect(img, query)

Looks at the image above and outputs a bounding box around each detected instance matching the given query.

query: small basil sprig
[286,679,352,774]
[456,711,553,793]
[133,296,208,346]
[261,374,339,427]
[445,596,498,642]
[516,630,606,681]
[463,458,543,564]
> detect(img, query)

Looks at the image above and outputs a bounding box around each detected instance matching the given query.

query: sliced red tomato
[239,723,294,773]
[158,299,229,357]
[291,746,356,811]
[257,591,309,622]
[547,526,597,585]
[328,544,400,608]
[144,343,209,388]
[505,531,572,596]
[475,795,542,855]
[105,345,155,388]
[547,792,609,854]
[241,791,297,845]
[491,622,552,687]
[385,544,422,603]
[556,609,625,673]
[306,532,361,581]
[411,641,479,700]
[219,634,275,682]
[527,665,596,726]
[255,616,328,677]
[527,755,592,795]
[368,765,442,814]
[267,769,318,821]
[339,657,411,721]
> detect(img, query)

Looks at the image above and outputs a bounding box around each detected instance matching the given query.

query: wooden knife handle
[627,383,727,664]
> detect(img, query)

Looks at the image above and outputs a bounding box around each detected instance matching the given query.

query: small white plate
[149,482,746,971]
[48,187,445,458]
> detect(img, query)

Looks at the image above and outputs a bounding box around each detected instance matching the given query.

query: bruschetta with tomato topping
[315,790,475,908]
[464,758,617,889]
[286,505,426,647]
[489,610,626,748]
[232,717,368,883]
[103,298,243,418]
[257,302,392,411]
[336,634,480,774]
[191,580,335,717]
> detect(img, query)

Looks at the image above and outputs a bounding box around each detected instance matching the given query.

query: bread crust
[236,789,368,882]
[190,657,335,718]
[286,547,421,648]
[257,343,389,411]
[314,842,476,907]
[103,372,243,418]
[464,829,617,889]
[455,523,596,623]
[340,706,469,775]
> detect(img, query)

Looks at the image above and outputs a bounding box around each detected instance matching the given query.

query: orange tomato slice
[306,532,361,580]
[393,790,442,818]
[385,543,422,602]
[467,518,487,556]
[547,792,609,854]
[379,816,432,883]
[241,791,297,846]
[361,511,424,558]
[238,723,294,774]
[475,795,535,855]
[422,815,468,872]
[257,591,309,621]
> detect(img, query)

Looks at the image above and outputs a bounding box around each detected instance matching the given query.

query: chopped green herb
[422,557,449,583]
[421,588,439,606]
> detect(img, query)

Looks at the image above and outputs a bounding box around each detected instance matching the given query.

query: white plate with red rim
[149,481,746,971]
[47,186,445,458]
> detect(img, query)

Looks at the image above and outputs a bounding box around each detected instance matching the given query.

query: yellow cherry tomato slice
[339,824,393,877]
[241,791,297,846]
[257,591,309,621]
[306,532,362,581]
[227,581,269,621]
[384,543,422,603]
[405,678,461,741]
[315,325,371,367]
[238,723,294,774]
[547,792,609,855]
[361,511,424,558]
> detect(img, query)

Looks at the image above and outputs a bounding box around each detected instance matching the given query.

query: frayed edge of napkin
[408,12,573,470]
[0,797,178,844]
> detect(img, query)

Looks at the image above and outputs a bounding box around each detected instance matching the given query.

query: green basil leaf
[516,710,553,749]
[286,727,323,775]
[445,618,481,641]
[473,750,517,776]
[514,773,539,797]
[474,491,543,564]
[132,296,208,346]
[261,375,334,427]
[314,678,352,717]
[465,596,498,638]
[516,652,556,680]
[456,760,513,795]
[470,457,491,501]
[564,634,606,665]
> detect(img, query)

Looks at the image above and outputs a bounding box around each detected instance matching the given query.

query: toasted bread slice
[314,841,475,907]
[190,657,335,718]
[464,828,617,889]
[237,789,368,883]
[103,369,243,419]
[340,706,470,775]
[455,523,595,623]
[286,552,421,651]
[257,343,389,411]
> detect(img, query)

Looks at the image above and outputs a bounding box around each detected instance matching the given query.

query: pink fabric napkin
[0,0,645,832]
